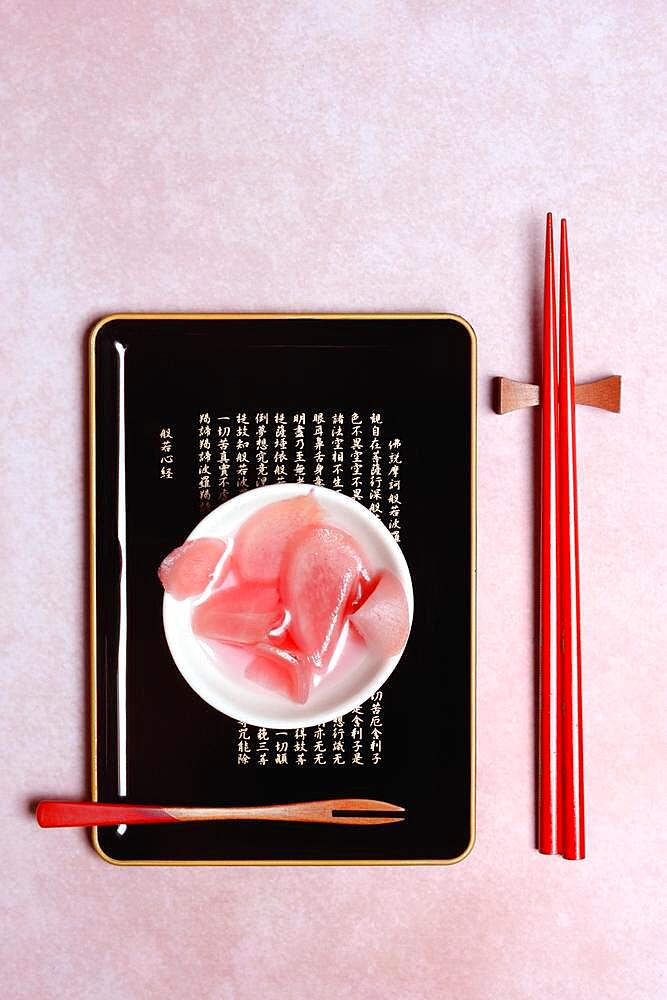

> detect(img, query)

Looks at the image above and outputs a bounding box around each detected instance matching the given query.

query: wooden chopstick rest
[494,375,621,415]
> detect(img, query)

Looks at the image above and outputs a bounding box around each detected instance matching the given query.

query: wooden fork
[36,798,405,828]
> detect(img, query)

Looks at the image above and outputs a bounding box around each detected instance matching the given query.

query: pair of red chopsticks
[538,214,585,860]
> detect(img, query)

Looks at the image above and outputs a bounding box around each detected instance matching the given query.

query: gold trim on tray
[88,312,477,866]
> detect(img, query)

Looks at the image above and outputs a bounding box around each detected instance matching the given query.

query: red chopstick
[557,219,585,859]
[538,214,562,855]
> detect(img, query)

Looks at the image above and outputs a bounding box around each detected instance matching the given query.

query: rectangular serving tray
[90,313,476,864]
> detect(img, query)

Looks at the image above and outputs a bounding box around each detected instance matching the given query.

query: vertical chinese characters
[332,716,346,765]
[274,731,289,765]
[387,437,402,542]
[313,724,327,765]
[351,706,364,765]
[216,418,231,501]
[350,413,363,502]
[369,412,383,518]
[257,726,269,766]
[236,413,250,491]
[198,414,211,510]
[273,412,287,483]
[293,413,306,483]
[159,427,174,479]
[312,412,325,486]
[370,692,383,764]
[331,412,344,491]
[255,412,269,487]
[294,727,307,766]
[237,722,251,765]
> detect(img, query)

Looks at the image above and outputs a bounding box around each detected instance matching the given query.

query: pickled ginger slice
[254,641,313,704]
[281,525,368,670]
[245,656,298,703]
[192,582,282,645]
[158,537,228,601]
[234,493,324,582]
[349,571,410,657]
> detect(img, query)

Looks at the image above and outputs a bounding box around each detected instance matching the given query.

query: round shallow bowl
[163,483,413,729]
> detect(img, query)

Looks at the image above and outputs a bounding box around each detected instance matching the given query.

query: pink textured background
[2,2,666,998]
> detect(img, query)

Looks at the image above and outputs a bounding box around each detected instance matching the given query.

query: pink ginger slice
[158,537,228,601]
[192,582,282,645]
[246,642,312,704]
[349,571,410,657]
[234,493,324,582]
[281,525,369,669]
[245,657,296,702]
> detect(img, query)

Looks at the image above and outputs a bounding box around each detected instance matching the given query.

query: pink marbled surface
[2,2,666,998]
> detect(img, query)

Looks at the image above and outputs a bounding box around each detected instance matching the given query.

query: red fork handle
[36,801,173,828]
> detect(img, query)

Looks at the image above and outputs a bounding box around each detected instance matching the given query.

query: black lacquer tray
[89,313,476,864]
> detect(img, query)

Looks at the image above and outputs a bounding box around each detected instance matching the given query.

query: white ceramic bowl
[163,483,413,729]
